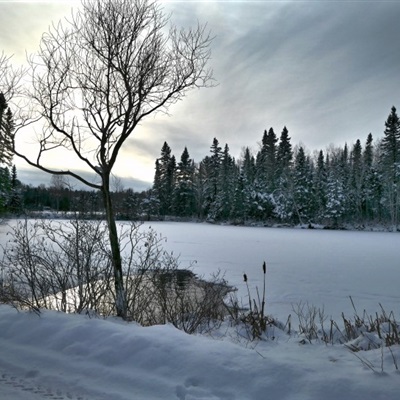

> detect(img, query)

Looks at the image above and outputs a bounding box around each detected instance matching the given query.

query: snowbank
[0,305,399,400]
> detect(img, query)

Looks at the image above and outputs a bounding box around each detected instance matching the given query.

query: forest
[1,104,400,230]
[151,106,400,229]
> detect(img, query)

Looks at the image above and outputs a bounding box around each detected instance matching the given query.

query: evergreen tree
[362,133,380,221]
[274,127,293,220]
[349,139,363,219]
[253,128,277,219]
[213,144,237,219]
[324,170,347,226]
[174,147,195,216]
[292,146,313,223]
[0,165,11,211]
[231,171,247,221]
[209,137,222,200]
[8,164,23,213]
[313,150,327,220]
[256,128,278,192]
[194,157,210,218]
[202,138,223,219]
[0,93,14,166]
[381,106,400,168]
[276,126,293,177]
[380,106,400,228]
[153,142,176,216]
[234,147,256,219]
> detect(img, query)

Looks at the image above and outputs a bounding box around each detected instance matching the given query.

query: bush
[0,217,230,334]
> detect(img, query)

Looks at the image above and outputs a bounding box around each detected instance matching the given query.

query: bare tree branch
[11,0,214,319]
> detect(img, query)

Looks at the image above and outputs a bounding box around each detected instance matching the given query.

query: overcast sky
[2,0,400,191]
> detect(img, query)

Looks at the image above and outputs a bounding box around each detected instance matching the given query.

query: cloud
[5,0,400,189]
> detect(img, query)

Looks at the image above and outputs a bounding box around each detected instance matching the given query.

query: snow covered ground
[1,221,399,399]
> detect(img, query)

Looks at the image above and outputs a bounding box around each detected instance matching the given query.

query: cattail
[262,261,266,274]
[243,273,247,282]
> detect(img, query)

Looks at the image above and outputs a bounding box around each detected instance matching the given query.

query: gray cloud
[4,0,400,188]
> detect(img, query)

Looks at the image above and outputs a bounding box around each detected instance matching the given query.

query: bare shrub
[1,218,230,334]
[1,218,113,314]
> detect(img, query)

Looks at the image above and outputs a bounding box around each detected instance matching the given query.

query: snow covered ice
[1,221,399,400]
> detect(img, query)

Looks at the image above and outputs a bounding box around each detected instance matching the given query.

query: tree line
[1,106,399,230]
[150,106,400,229]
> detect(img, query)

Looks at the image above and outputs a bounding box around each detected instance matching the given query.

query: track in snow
[0,372,89,400]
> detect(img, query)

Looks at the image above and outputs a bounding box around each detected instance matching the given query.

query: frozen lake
[136,221,400,322]
[1,219,399,323]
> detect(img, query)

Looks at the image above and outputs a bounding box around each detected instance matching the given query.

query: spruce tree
[350,139,363,219]
[362,133,380,221]
[313,150,327,219]
[194,156,210,218]
[8,164,22,213]
[153,142,176,216]
[0,165,11,211]
[292,146,313,223]
[380,106,400,228]
[214,144,237,219]
[174,147,195,217]
[257,128,278,192]
[276,126,293,176]
[381,106,400,168]
[253,128,277,219]
[204,138,223,219]
[240,147,256,219]
[324,147,348,226]
[0,93,14,165]
[274,126,293,220]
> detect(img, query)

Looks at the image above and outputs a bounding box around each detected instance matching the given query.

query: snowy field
[0,221,399,400]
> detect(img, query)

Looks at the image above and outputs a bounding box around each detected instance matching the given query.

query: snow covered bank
[0,305,399,400]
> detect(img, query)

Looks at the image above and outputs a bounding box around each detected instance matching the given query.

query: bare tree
[0,52,23,100]
[11,0,213,318]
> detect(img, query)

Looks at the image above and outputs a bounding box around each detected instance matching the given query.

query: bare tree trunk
[10,0,213,320]
[101,174,126,319]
